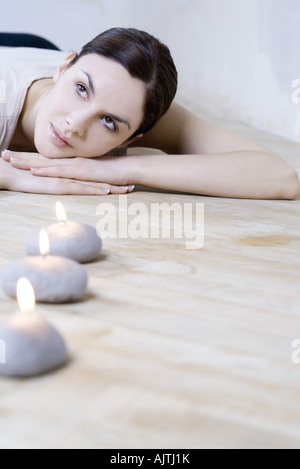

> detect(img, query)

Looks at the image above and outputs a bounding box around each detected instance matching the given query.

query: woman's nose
[64,113,87,137]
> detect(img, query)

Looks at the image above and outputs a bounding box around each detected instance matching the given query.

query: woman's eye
[76,83,88,99]
[103,116,117,132]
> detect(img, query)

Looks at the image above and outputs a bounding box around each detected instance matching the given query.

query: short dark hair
[71,27,178,137]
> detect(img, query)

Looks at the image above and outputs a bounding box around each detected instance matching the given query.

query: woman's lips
[50,124,71,147]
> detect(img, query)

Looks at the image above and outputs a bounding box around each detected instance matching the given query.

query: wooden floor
[0,114,299,449]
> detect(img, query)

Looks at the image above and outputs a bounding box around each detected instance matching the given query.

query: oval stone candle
[2,230,87,303]
[0,278,68,378]
[25,201,102,263]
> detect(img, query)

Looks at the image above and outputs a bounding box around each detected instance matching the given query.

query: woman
[0,28,299,199]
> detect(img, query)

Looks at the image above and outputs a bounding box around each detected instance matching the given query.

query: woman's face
[34,54,146,158]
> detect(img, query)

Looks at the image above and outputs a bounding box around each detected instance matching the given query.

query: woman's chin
[34,141,68,159]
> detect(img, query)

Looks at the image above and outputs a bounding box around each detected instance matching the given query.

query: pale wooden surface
[0,115,299,449]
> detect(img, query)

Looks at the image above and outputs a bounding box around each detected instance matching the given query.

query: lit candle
[25,201,102,263]
[2,230,87,303]
[0,278,68,377]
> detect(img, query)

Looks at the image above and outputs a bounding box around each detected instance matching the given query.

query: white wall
[1,0,300,142]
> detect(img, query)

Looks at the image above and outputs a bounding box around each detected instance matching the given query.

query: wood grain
[0,116,299,449]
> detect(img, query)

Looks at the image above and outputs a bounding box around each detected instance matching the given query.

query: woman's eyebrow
[80,69,131,130]
[80,69,95,95]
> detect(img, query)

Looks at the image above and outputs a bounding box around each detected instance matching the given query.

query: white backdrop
[1,0,300,142]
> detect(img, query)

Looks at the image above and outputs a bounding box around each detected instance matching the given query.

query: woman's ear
[119,134,144,149]
[53,52,77,82]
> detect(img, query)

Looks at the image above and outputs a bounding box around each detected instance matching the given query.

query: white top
[0,46,67,151]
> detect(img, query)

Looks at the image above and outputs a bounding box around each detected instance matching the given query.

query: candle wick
[60,220,68,226]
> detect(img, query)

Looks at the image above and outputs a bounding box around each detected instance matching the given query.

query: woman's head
[34,27,177,158]
[71,28,178,138]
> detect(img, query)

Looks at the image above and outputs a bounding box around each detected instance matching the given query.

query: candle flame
[56,201,67,223]
[17,278,36,313]
[39,229,50,256]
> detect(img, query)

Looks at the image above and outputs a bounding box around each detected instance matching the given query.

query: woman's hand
[1,150,135,195]
[0,154,133,195]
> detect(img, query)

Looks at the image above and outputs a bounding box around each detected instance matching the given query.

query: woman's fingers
[0,160,128,195]
[10,157,38,170]
[29,161,134,192]
[1,151,134,193]
[8,154,101,182]
[31,179,133,195]
[31,169,134,194]
[1,150,44,164]
[10,174,112,195]
[55,180,112,195]
[31,163,89,179]
[1,150,10,162]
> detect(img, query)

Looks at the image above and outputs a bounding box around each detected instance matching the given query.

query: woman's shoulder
[129,102,201,154]
[0,46,67,69]
[0,47,67,151]
[0,46,67,96]
[130,102,273,155]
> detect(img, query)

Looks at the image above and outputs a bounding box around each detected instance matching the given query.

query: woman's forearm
[127,151,299,200]
[3,149,299,199]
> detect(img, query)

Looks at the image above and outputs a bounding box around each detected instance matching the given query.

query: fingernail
[31,168,41,173]
[1,149,11,157]
[103,189,110,194]
[119,185,135,191]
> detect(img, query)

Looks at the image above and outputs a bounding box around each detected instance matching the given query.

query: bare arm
[7,147,298,199]
[130,102,281,155]
[3,102,299,199]
[125,151,299,199]
[127,102,299,199]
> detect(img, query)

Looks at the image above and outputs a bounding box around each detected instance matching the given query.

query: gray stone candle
[2,255,87,303]
[2,229,87,303]
[25,202,102,264]
[0,312,68,377]
[0,278,68,378]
